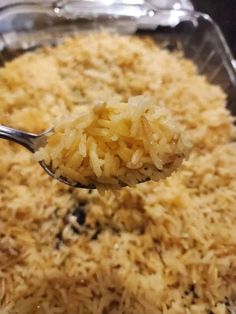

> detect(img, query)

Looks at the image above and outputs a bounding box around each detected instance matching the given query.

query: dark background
[192,0,236,57]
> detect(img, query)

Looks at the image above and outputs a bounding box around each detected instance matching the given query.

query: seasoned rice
[0,32,235,313]
[34,97,189,189]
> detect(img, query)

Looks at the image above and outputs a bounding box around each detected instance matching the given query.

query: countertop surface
[192,0,236,58]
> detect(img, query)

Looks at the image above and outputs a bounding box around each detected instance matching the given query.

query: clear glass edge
[0,1,235,85]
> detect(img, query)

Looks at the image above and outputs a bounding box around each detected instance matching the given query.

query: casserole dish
[0,0,235,113]
[0,2,235,313]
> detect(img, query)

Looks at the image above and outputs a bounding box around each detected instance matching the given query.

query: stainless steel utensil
[0,125,96,189]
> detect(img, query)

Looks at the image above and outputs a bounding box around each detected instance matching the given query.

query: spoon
[0,124,185,190]
[0,125,96,189]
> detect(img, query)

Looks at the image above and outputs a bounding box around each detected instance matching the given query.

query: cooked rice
[0,32,235,313]
[34,97,189,188]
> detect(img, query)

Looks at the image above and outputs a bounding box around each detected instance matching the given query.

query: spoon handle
[0,125,37,152]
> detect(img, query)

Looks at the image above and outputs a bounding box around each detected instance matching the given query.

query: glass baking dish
[0,1,235,113]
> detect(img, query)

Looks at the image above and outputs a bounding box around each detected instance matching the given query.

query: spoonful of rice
[0,96,190,189]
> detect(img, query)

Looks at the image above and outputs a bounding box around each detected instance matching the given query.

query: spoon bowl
[0,125,96,189]
[41,161,97,189]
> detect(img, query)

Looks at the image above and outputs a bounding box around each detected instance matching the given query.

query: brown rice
[0,32,235,313]
[34,97,190,189]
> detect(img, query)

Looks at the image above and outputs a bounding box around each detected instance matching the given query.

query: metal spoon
[0,125,96,189]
